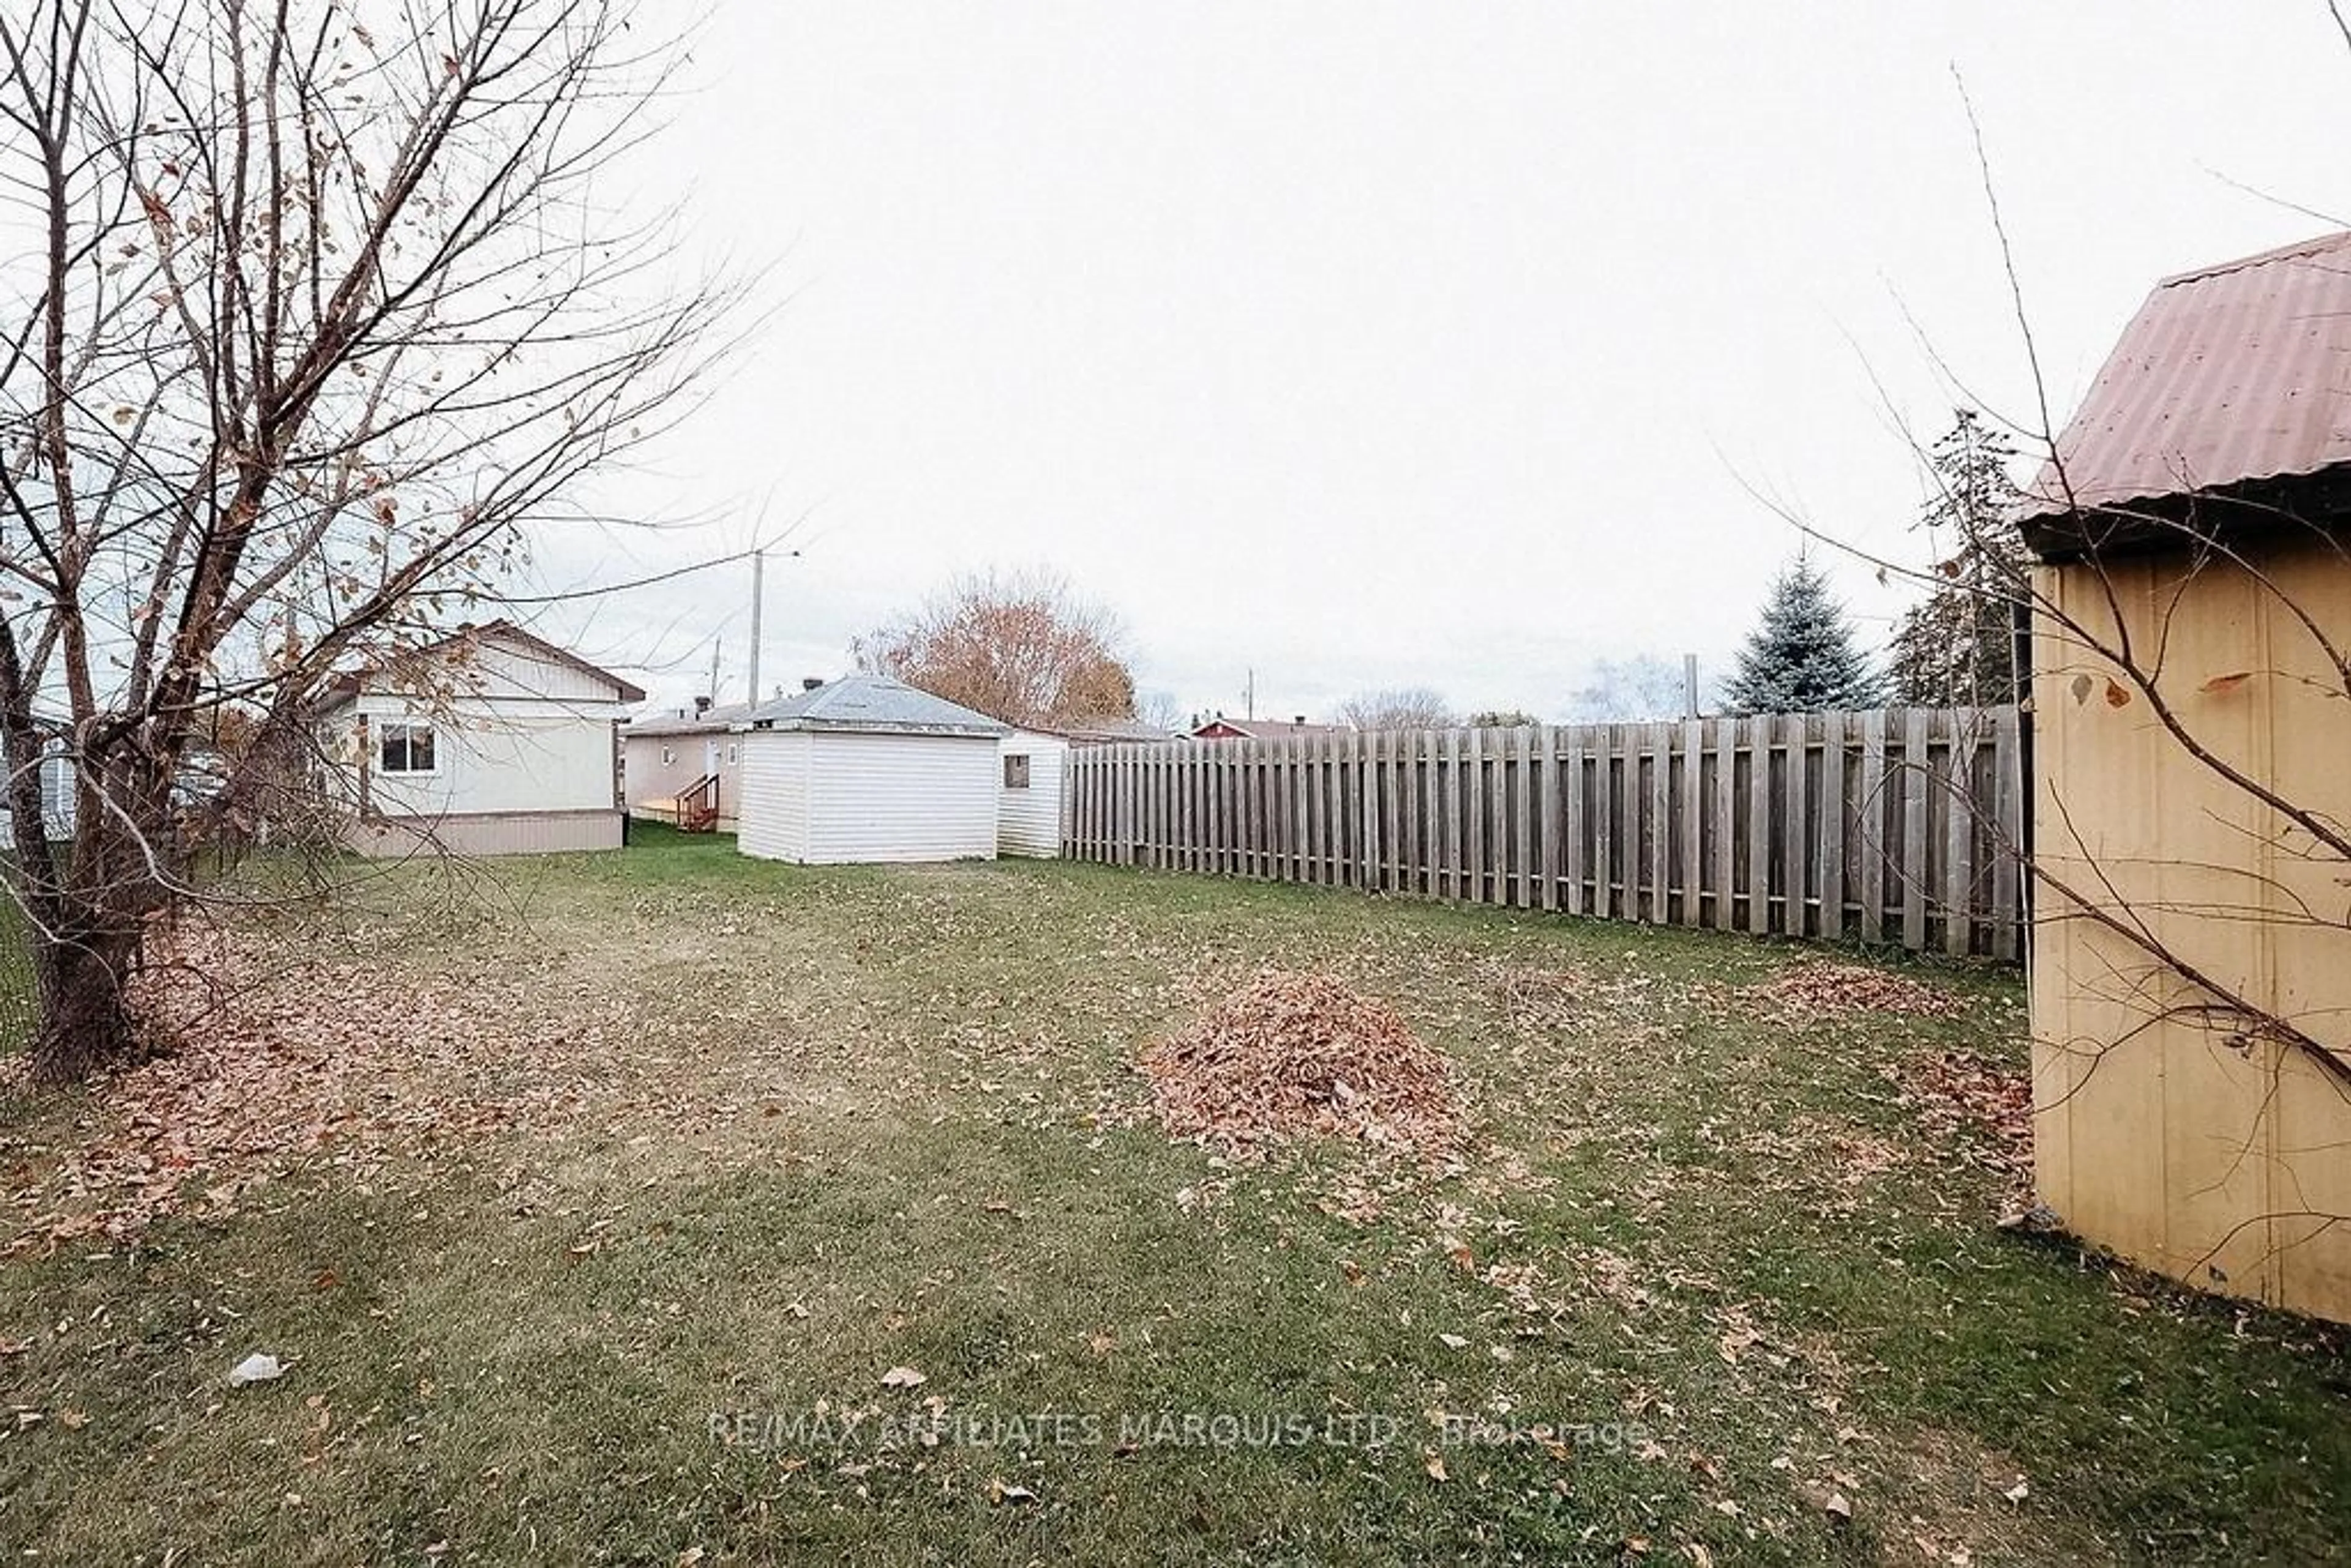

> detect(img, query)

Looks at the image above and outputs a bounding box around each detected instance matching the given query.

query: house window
[378,721,437,775]
[726,743,739,766]
[1003,754,1030,790]
[661,744,675,767]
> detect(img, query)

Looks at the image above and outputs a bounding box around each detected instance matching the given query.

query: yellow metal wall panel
[2030,537,2351,1321]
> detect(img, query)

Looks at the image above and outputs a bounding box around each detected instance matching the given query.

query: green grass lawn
[1,827,2344,1564]
[0,880,32,1059]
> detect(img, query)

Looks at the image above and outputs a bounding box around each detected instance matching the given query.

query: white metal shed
[999,722,1181,858]
[734,676,1010,865]
[998,729,1068,857]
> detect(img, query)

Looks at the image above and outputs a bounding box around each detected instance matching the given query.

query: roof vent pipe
[801,677,825,691]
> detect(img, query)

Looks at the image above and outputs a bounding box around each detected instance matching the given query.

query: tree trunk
[28,915,142,1084]
[23,794,167,1086]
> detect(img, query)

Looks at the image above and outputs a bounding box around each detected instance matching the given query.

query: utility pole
[746,550,764,707]
[1683,653,1700,719]
[1244,667,1255,721]
[708,639,721,703]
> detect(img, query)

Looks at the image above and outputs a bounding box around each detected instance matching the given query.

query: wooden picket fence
[1061,708,2025,959]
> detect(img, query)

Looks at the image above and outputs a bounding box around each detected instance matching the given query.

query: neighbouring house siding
[2030,533,2351,1322]
[737,729,812,863]
[348,808,623,858]
[334,692,621,819]
[621,731,745,828]
[306,625,637,858]
[999,731,1068,857]
[466,638,631,705]
[0,754,75,849]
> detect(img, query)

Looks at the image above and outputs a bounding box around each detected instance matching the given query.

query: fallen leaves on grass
[1139,970,1459,1154]
[1884,1049,2032,1189]
[1314,1179,1392,1225]
[1568,1245,1655,1313]
[1475,960,1588,1037]
[1715,1307,1764,1365]
[1742,960,1968,1022]
[2,915,804,1257]
[1829,1131,1907,1186]
[2,929,516,1255]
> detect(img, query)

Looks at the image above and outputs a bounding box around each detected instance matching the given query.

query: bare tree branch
[0,0,741,1081]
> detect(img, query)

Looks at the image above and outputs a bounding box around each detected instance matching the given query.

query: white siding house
[998,730,1068,857]
[622,702,752,830]
[312,622,643,857]
[0,751,74,850]
[734,676,1008,865]
[997,722,1180,858]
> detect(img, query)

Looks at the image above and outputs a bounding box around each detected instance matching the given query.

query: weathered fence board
[1060,706,2025,960]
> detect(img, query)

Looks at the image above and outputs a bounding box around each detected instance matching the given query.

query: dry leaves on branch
[1139,970,1459,1155]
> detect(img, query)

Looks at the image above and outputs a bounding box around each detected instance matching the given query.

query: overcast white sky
[539,2,2351,723]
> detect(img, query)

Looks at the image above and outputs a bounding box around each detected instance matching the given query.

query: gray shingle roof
[1046,718,1180,744]
[1190,716,1341,739]
[626,701,760,738]
[737,675,1010,736]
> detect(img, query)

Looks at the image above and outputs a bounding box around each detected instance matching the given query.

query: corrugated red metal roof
[2018,229,2351,522]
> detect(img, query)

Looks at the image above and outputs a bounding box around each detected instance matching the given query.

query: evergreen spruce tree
[1887,410,2030,706]
[1722,555,1884,714]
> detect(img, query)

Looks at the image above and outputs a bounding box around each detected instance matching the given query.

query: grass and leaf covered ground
[1,825,2344,1563]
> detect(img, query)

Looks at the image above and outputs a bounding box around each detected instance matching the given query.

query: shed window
[378,721,437,775]
[726,742,740,766]
[1003,754,1030,790]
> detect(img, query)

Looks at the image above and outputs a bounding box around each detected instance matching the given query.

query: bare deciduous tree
[1562,655,1709,723]
[851,568,1138,729]
[1337,686,1455,730]
[0,0,733,1082]
[1133,688,1185,733]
